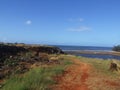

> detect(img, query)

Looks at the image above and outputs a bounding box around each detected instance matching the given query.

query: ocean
[55,45,120,60]
[57,45,112,51]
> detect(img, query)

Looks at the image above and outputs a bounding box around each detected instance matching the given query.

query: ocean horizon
[54,45,113,51]
[54,45,120,60]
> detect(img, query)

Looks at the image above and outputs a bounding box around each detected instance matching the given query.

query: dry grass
[59,55,120,90]
[77,56,120,90]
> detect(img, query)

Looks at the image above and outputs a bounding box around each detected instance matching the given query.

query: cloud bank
[68,18,84,22]
[67,26,91,32]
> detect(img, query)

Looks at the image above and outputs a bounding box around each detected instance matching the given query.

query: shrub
[113,45,120,52]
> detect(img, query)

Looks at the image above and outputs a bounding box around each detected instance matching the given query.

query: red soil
[52,59,91,90]
[105,80,120,86]
[52,59,120,90]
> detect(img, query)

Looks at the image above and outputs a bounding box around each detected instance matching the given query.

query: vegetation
[1,66,64,90]
[77,56,120,76]
[113,45,120,52]
[58,55,120,90]
[0,54,72,90]
[1,54,120,90]
[0,43,67,90]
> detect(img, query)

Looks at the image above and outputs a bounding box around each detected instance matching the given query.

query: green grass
[72,56,120,90]
[61,54,120,76]
[1,66,64,90]
[60,55,120,90]
[1,56,73,90]
[77,56,120,77]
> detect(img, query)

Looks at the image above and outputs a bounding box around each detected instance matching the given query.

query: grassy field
[2,67,64,90]
[76,56,120,90]
[57,55,120,90]
[76,56,120,76]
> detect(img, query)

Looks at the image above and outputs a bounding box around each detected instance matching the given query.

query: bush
[113,45,120,52]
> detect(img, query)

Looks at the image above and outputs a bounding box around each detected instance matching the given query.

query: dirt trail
[53,59,91,90]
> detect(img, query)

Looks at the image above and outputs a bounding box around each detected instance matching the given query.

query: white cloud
[67,26,91,32]
[68,18,84,22]
[25,20,32,25]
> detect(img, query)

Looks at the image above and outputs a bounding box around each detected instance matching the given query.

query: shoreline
[64,50,120,56]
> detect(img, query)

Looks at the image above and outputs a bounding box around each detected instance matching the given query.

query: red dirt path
[52,59,120,90]
[52,59,91,90]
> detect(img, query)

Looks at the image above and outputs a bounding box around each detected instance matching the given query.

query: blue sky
[0,0,120,46]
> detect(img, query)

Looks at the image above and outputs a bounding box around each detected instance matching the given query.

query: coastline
[64,50,120,56]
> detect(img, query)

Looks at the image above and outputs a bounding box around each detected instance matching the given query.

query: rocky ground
[0,43,64,87]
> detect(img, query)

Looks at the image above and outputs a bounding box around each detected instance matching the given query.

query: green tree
[113,45,120,52]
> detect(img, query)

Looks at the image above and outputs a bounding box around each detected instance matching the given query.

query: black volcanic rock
[28,46,64,54]
[0,44,27,63]
[0,43,64,80]
[0,44,64,63]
